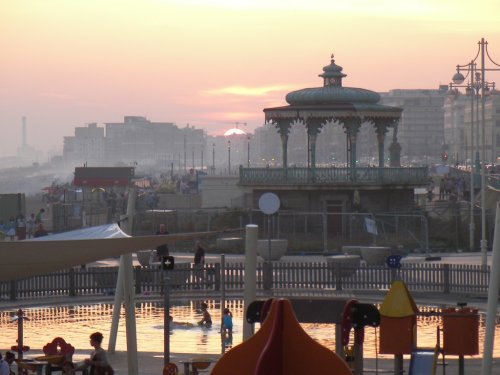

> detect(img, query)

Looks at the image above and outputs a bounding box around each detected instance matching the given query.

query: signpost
[258,193,280,259]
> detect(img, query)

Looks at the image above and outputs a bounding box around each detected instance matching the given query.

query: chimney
[22,116,27,147]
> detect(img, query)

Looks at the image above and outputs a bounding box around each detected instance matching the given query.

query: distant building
[443,90,467,165]
[63,123,105,166]
[63,116,206,169]
[253,125,281,167]
[380,87,448,165]
[444,90,500,165]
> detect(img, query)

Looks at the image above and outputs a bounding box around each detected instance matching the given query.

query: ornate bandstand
[239,56,428,214]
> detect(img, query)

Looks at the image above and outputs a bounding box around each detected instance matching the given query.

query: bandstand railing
[239,166,428,186]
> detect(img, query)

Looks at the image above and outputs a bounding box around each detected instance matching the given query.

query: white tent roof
[25,223,130,241]
[0,223,216,282]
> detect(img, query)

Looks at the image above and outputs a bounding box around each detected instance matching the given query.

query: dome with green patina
[285,55,380,105]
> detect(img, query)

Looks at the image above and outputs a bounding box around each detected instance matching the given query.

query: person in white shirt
[26,213,35,239]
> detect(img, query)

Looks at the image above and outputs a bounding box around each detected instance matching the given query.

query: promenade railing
[0,260,490,301]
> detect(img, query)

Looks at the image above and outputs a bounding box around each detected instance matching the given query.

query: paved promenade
[11,349,498,375]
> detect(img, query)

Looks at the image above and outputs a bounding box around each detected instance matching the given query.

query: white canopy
[0,223,216,282]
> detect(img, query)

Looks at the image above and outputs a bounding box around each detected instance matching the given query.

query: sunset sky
[1,0,499,157]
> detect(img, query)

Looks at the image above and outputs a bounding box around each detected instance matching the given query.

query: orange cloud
[203,85,293,97]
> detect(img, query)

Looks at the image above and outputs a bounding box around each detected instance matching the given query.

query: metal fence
[246,210,429,253]
[0,260,490,301]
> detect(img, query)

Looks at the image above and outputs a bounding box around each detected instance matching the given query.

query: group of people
[156,224,234,347]
[427,175,467,202]
[0,332,112,375]
[155,224,205,279]
[0,208,48,240]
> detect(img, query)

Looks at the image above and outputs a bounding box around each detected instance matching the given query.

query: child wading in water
[198,302,212,327]
[222,308,233,334]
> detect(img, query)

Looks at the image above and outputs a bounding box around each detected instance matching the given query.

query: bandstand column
[306,119,324,169]
[273,119,292,169]
[280,133,289,168]
[350,134,357,169]
[389,122,401,167]
[342,118,361,169]
[374,123,389,168]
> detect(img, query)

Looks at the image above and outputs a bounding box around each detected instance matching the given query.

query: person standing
[193,241,205,284]
[222,308,233,335]
[35,208,45,224]
[155,224,169,269]
[0,351,15,375]
[26,213,35,239]
[16,214,26,240]
[6,217,15,241]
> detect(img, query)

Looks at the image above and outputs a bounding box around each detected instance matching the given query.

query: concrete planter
[216,237,244,254]
[326,254,361,277]
[342,246,362,257]
[257,239,288,261]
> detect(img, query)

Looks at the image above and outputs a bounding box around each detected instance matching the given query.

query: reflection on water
[1,301,499,358]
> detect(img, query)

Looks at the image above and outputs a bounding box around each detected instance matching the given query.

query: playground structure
[211,278,479,375]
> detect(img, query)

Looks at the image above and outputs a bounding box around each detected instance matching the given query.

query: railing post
[69,268,76,297]
[263,261,273,290]
[214,263,221,291]
[322,213,328,253]
[134,266,142,295]
[443,264,450,294]
[9,280,17,301]
[335,263,342,291]
[391,268,397,282]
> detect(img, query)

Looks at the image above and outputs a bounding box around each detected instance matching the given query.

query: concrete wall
[157,193,201,209]
[201,175,250,208]
[251,188,415,213]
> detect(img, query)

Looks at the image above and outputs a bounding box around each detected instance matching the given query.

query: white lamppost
[452,38,500,266]
[450,60,477,253]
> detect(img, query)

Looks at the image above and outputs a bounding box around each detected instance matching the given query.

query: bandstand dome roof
[286,86,380,105]
[264,55,402,120]
[286,55,380,105]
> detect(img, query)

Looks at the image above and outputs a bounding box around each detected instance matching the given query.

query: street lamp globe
[452,71,465,85]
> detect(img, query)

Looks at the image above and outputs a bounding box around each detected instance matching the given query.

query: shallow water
[0,300,498,358]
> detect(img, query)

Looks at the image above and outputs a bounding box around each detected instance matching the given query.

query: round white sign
[258,192,280,215]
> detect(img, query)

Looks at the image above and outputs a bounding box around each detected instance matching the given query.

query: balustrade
[239,167,428,186]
